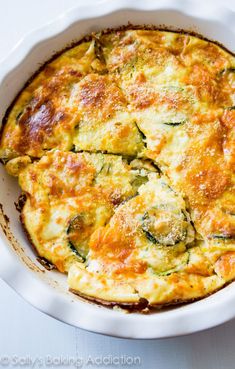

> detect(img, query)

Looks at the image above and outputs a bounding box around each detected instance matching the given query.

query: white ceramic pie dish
[0,0,235,339]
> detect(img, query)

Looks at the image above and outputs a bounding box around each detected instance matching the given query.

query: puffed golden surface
[1,28,235,309]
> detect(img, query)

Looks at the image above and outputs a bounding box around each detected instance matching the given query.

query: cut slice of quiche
[17,150,156,272]
[68,175,227,306]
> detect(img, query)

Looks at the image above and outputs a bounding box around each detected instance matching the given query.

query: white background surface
[0,1,235,368]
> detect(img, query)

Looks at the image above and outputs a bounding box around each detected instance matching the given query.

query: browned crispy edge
[0,23,234,145]
[70,288,149,311]
[70,279,235,312]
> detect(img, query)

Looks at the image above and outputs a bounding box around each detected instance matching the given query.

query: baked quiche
[1,27,235,310]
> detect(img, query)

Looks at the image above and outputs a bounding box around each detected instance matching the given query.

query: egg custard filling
[1,28,235,309]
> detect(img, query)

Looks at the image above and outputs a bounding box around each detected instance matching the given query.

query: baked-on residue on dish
[0,27,235,310]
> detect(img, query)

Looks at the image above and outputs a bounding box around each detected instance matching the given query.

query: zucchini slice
[163,121,185,126]
[220,67,235,75]
[68,242,85,262]
[99,162,112,175]
[94,39,106,65]
[154,251,189,276]
[225,106,235,111]
[141,205,188,246]
[210,234,235,240]
[130,170,149,189]
[67,214,94,262]
[135,122,147,146]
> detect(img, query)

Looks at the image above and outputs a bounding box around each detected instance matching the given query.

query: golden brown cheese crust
[1,27,235,309]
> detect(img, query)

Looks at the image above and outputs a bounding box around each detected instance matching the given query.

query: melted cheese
[1,28,235,308]
[19,150,155,272]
